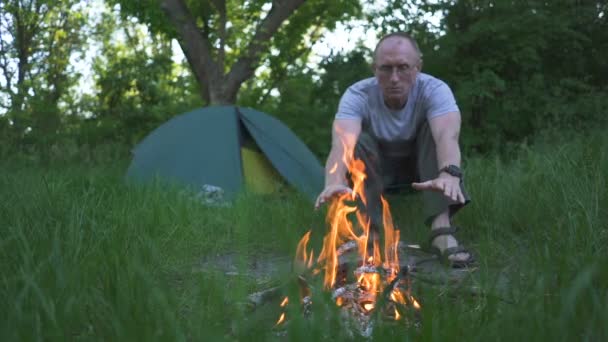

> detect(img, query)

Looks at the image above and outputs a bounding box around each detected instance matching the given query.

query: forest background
[2,0,606,162]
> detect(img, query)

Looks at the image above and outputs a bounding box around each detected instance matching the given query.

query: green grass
[1,129,607,341]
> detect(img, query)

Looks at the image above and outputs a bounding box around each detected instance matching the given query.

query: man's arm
[314,119,361,208]
[412,111,465,203]
[430,111,461,171]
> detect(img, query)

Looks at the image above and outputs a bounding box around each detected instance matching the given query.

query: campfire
[274,145,421,336]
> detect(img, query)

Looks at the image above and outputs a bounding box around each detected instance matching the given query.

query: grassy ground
[1,129,607,341]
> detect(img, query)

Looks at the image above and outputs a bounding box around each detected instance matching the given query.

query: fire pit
[274,156,422,337]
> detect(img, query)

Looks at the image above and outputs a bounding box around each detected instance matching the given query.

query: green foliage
[84,7,201,145]
[107,0,362,104]
[364,0,443,43]
[0,0,87,154]
[426,0,608,152]
[255,0,362,96]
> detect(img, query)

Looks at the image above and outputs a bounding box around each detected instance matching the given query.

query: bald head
[373,32,422,65]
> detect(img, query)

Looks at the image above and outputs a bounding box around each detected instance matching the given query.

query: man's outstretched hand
[314,184,354,209]
[412,174,465,204]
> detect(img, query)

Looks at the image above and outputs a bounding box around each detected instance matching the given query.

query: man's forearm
[324,147,350,187]
[324,119,362,188]
[435,136,461,170]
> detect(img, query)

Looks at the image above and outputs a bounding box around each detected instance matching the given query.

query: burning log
[273,146,424,337]
[337,240,358,255]
[271,241,422,335]
[326,244,421,335]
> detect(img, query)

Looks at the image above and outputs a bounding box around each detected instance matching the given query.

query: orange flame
[316,199,359,288]
[381,196,401,281]
[349,159,367,206]
[275,312,286,326]
[411,296,421,310]
[359,272,381,293]
[287,133,422,321]
[295,230,315,272]
[390,288,406,303]
[280,297,289,307]
[294,140,402,291]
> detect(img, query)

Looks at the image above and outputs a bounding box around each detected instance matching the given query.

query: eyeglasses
[376,64,416,76]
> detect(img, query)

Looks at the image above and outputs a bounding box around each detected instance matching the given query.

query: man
[314,32,474,268]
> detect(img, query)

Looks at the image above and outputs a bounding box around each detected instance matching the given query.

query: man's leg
[353,133,384,241]
[415,122,472,263]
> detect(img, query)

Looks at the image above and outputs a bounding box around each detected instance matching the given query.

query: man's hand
[412,173,465,204]
[314,184,354,209]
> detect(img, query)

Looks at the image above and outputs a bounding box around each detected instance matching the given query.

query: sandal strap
[428,226,459,245]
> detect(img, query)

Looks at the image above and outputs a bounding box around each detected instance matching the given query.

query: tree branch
[0,18,16,97]
[225,0,307,97]
[211,0,227,71]
[257,23,323,106]
[159,0,220,102]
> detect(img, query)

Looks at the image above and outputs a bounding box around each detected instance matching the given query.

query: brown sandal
[426,226,476,268]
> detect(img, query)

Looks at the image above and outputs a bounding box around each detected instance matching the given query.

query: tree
[431,0,608,152]
[0,0,86,146]
[84,5,200,145]
[110,0,361,105]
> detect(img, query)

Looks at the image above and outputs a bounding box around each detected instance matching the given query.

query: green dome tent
[126,106,324,201]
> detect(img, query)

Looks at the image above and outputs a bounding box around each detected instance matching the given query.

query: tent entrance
[240,132,282,195]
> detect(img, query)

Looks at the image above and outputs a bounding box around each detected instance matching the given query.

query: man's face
[373,37,421,110]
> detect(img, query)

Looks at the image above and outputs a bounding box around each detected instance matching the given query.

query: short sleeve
[425,80,460,119]
[335,85,366,121]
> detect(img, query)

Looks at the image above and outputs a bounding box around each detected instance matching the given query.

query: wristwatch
[439,165,463,178]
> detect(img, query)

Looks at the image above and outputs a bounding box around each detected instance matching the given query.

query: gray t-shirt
[335,73,459,157]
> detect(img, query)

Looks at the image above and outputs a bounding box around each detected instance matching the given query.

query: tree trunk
[160,0,306,106]
[209,84,236,105]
